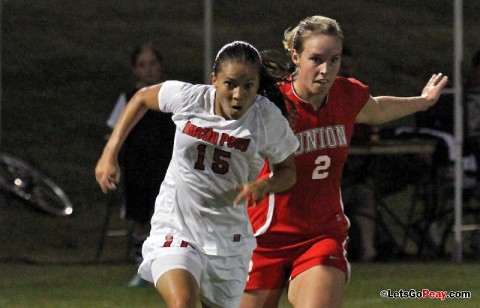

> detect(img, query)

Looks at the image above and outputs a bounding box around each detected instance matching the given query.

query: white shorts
[138,233,252,308]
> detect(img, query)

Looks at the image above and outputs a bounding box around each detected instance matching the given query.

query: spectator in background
[465,49,480,254]
[106,41,176,287]
[339,47,378,262]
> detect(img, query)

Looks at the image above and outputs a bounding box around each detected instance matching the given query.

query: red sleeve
[329,77,370,121]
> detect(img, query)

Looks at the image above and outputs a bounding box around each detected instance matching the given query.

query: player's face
[292,34,342,101]
[212,62,259,120]
[133,49,164,86]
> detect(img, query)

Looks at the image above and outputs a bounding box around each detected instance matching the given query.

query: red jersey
[249,76,370,239]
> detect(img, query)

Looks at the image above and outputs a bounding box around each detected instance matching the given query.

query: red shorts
[245,233,349,290]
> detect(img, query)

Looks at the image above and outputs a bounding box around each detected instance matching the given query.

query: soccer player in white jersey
[95,41,299,308]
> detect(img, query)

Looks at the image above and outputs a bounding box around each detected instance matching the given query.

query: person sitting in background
[465,49,480,92]
[341,125,379,262]
[106,41,175,287]
[464,49,480,138]
[339,47,378,262]
[463,48,480,254]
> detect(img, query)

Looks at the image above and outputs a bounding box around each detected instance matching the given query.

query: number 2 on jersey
[194,144,231,174]
[312,155,330,179]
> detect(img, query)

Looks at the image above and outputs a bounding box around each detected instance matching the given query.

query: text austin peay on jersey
[182,121,251,152]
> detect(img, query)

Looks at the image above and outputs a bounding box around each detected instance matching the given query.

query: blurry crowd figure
[400,48,480,257]
[465,49,480,92]
[342,126,379,262]
[339,47,379,261]
[465,49,480,138]
[465,49,480,254]
[106,41,175,287]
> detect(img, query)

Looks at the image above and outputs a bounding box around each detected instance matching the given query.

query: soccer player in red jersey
[242,15,448,307]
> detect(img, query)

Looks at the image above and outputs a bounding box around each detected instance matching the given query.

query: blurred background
[1,0,479,264]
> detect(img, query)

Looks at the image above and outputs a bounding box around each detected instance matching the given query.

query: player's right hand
[95,155,120,194]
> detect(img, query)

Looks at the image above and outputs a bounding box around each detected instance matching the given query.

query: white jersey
[106,92,127,128]
[149,80,299,256]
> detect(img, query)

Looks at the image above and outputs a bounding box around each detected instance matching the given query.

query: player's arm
[95,83,163,193]
[234,154,296,206]
[355,73,448,125]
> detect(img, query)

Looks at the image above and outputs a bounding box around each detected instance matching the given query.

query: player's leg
[288,264,345,307]
[287,236,349,307]
[241,289,284,308]
[156,268,199,307]
[241,242,292,308]
[201,253,253,308]
[140,234,203,306]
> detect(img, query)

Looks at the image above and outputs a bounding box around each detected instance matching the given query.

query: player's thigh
[288,235,348,307]
[288,264,346,308]
[151,251,202,306]
[241,289,284,308]
[241,244,293,307]
[201,253,252,308]
[244,243,293,291]
[156,268,199,307]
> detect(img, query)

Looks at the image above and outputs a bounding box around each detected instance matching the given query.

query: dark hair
[260,49,295,80]
[213,41,289,119]
[213,41,262,75]
[131,41,164,67]
[260,49,297,125]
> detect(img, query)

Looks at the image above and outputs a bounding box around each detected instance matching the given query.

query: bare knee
[156,269,198,308]
[164,297,196,308]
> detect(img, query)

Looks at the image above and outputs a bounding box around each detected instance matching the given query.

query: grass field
[1,262,479,307]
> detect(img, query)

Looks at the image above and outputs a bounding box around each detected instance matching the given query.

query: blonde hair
[283,15,344,54]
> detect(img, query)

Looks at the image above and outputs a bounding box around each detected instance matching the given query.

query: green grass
[0,262,479,307]
[346,262,480,307]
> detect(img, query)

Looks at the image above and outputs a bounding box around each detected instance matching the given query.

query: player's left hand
[420,73,449,109]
